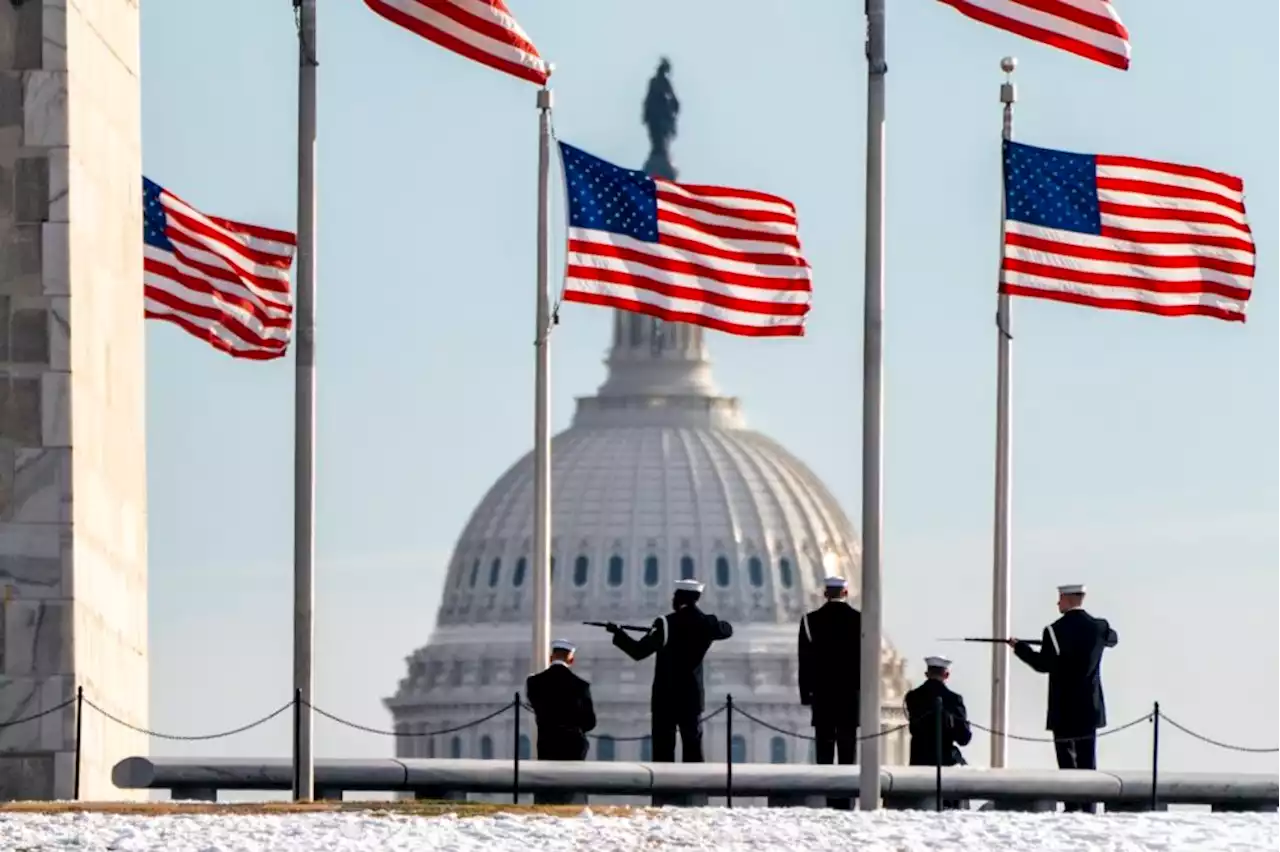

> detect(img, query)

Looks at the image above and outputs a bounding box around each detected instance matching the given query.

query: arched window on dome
[480,735,494,760]
[748,556,765,587]
[518,734,531,760]
[607,555,624,587]
[715,555,731,587]
[468,559,480,588]
[643,555,660,587]
[730,734,747,763]
[550,556,556,582]
[512,557,527,588]
[450,736,462,759]
[770,736,787,764]
[596,736,616,761]
[639,737,652,761]
[573,555,590,587]
[488,558,501,587]
[679,556,695,580]
[778,558,794,589]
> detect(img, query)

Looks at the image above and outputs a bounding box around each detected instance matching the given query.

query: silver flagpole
[531,82,554,676]
[292,0,318,802]
[989,56,1017,770]
[859,0,887,812]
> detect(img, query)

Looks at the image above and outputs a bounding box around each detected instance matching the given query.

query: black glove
[604,622,620,635]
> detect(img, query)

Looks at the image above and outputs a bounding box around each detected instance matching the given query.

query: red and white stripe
[145,190,296,360]
[1002,155,1255,322]
[938,0,1131,70]
[365,0,549,85]
[565,181,813,337]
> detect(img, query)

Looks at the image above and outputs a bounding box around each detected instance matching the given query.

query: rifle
[938,637,1043,645]
[583,620,652,633]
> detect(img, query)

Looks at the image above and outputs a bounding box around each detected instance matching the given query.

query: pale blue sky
[140,0,1276,785]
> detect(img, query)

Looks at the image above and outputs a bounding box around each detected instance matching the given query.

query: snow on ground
[0,808,1275,851]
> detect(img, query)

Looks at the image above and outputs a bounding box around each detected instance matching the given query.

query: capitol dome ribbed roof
[433,312,863,630]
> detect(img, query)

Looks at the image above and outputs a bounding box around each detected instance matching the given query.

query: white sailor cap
[675,578,705,594]
[1057,583,1087,596]
[823,576,848,590]
[924,655,952,670]
[550,639,576,653]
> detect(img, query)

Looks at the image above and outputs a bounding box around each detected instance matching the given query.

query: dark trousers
[1053,728,1098,813]
[652,713,703,763]
[534,735,588,805]
[814,723,857,810]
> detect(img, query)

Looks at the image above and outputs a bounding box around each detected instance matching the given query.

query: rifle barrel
[583,621,651,633]
[956,636,1042,645]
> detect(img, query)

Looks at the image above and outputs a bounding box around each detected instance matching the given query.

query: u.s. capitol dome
[385,309,912,770]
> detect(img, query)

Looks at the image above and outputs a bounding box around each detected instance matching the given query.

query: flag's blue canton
[1004,141,1102,235]
[142,177,176,252]
[559,142,659,242]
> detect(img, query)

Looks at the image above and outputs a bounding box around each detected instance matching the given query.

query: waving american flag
[365,0,549,85]
[143,178,296,359]
[1001,141,1255,322]
[938,0,1131,70]
[558,143,813,338]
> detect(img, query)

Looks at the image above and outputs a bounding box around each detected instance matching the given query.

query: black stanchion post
[73,685,84,800]
[512,693,521,805]
[725,694,734,809]
[933,696,943,812]
[1150,700,1160,812]
[292,687,302,802]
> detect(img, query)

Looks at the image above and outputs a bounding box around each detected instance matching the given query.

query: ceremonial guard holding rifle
[602,578,733,763]
[1009,583,1118,812]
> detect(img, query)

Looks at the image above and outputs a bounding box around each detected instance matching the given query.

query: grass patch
[0,801,642,818]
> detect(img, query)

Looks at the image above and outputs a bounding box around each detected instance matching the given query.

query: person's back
[525,640,596,762]
[799,589,862,723]
[1044,608,1114,729]
[904,657,972,768]
[648,602,732,715]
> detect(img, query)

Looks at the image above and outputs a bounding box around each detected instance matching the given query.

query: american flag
[558,143,812,338]
[1001,141,1255,322]
[143,178,296,359]
[938,0,1131,70]
[364,0,549,85]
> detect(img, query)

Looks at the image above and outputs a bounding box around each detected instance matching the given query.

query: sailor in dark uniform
[798,575,862,809]
[1010,583,1118,813]
[525,638,597,805]
[905,655,972,808]
[606,578,733,763]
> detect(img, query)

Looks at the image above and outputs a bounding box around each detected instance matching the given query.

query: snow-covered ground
[0,808,1275,851]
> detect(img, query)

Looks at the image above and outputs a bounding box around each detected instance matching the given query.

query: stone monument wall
[0,0,147,800]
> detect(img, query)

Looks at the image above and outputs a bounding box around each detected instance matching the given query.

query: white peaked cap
[550,639,576,653]
[1057,583,1087,595]
[925,656,952,670]
[675,578,705,594]
[823,576,848,590]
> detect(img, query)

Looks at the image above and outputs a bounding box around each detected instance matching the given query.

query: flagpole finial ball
[1000,56,1017,74]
